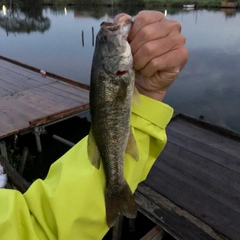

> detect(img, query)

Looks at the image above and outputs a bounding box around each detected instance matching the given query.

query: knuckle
[138,25,151,41]
[142,42,155,56]
[172,20,182,32]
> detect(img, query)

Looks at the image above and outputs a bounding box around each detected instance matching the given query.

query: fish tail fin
[105,180,137,228]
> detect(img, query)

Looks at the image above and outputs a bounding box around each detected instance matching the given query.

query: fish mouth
[100,19,133,39]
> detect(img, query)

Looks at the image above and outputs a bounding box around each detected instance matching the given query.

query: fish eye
[100,35,108,43]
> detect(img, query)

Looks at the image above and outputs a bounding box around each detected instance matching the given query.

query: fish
[87,19,139,228]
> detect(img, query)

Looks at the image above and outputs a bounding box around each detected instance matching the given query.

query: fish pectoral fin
[87,127,101,169]
[105,180,137,228]
[125,128,139,161]
[132,86,141,107]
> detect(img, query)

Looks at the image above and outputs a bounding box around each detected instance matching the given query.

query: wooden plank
[0,56,90,90]
[0,78,22,93]
[145,162,240,240]
[0,110,17,135]
[30,86,86,108]
[0,96,44,120]
[0,86,11,97]
[0,59,56,84]
[157,146,240,212]
[0,57,90,140]
[0,64,55,87]
[47,82,89,100]
[166,128,240,173]
[140,225,165,240]
[0,103,30,130]
[15,90,67,114]
[135,184,229,240]
[169,117,240,157]
[38,84,87,103]
[29,104,89,126]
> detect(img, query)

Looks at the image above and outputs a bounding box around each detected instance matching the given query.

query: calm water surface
[0,4,240,133]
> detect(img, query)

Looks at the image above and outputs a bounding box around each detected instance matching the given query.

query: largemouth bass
[88,19,139,228]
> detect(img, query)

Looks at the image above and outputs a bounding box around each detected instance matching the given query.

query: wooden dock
[135,114,240,240]
[0,56,89,151]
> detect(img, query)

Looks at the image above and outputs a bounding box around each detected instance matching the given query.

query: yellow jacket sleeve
[0,95,173,240]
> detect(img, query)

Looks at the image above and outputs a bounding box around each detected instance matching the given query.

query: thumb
[114,13,132,23]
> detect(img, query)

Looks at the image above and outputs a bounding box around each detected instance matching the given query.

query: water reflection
[0,2,50,35]
[0,4,239,133]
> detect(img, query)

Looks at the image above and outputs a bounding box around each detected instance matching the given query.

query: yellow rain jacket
[0,95,173,240]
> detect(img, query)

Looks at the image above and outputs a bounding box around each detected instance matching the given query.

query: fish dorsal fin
[87,127,101,169]
[132,86,141,107]
[125,128,139,161]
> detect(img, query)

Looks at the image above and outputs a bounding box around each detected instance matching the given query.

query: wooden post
[129,218,136,232]
[92,27,94,46]
[82,30,84,46]
[112,215,124,240]
[18,147,29,176]
[0,155,30,193]
[34,126,42,152]
[0,141,8,161]
[140,225,166,240]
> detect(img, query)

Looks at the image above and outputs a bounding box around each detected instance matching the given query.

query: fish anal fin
[105,180,137,228]
[125,129,139,161]
[87,127,101,169]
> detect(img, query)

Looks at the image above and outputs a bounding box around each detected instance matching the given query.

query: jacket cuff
[131,94,173,129]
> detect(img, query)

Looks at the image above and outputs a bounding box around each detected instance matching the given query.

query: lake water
[0,3,240,134]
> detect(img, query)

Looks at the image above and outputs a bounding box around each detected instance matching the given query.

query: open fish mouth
[100,19,133,38]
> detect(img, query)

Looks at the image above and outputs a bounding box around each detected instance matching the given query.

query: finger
[128,10,165,41]
[133,34,186,71]
[114,13,132,23]
[130,19,181,55]
[139,46,188,78]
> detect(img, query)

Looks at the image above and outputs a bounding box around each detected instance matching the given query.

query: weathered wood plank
[15,90,67,114]
[0,56,90,90]
[140,225,165,240]
[0,86,11,97]
[0,59,55,83]
[29,104,89,126]
[0,101,29,129]
[156,147,240,213]
[0,58,90,139]
[136,116,240,240]
[0,64,55,87]
[38,84,87,103]
[135,184,229,240]
[145,163,240,240]
[30,87,85,108]
[0,110,17,135]
[169,117,240,157]
[0,77,22,93]
[166,128,240,173]
[47,82,89,100]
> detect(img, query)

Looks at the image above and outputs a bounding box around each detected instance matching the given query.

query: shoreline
[0,0,239,9]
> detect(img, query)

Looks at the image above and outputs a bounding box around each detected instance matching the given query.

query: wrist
[135,84,167,102]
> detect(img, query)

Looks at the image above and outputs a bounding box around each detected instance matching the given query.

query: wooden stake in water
[82,30,84,47]
[92,27,94,46]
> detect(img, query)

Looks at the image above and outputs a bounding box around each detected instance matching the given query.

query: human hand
[114,11,188,101]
